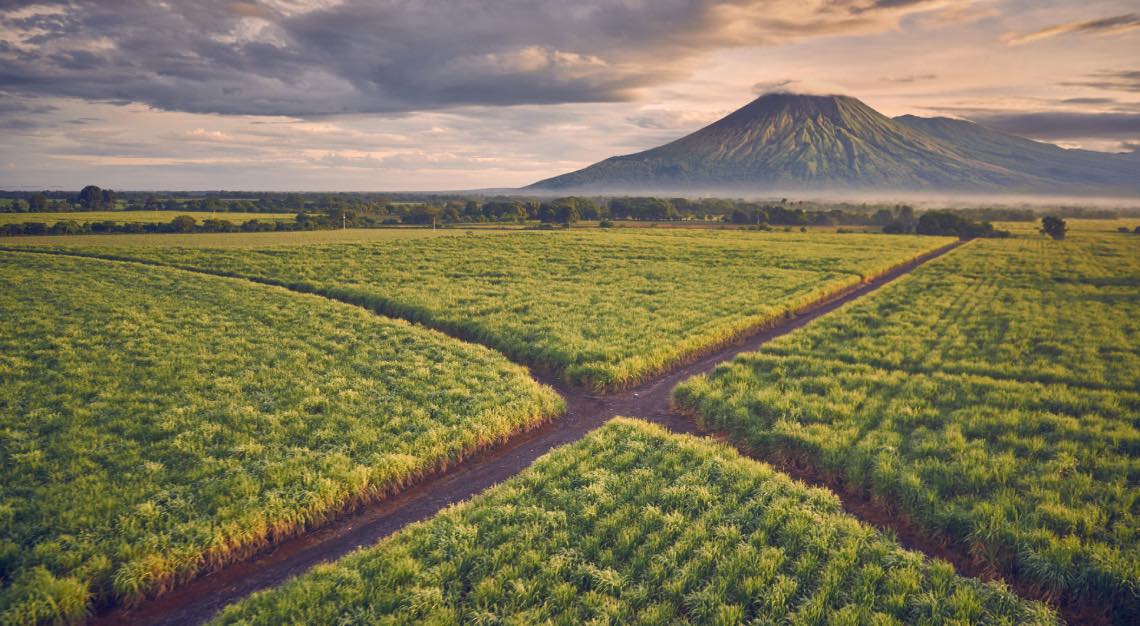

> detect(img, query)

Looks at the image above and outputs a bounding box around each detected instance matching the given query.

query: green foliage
[12,230,953,390]
[213,419,1057,625]
[0,252,561,621]
[1041,216,1067,240]
[915,210,1004,239]
[674,236,1140,621]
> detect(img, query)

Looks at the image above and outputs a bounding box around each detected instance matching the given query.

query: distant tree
[284,193,306,210]
[201,219,236,232]
[78,185,105,210]
[914,211,1000,239]
[28,193,49,211]
[729,208,753,224]
[896,204,916,230]
[49,220,84,235]
[440,205,462,223]
[1041,216,1067,240]
[542,197,589,225]
[404,204,442,225]
[537,202,557,223]
[170,215,198,232]
[609,197,676,221]
[554,202,580,227]
[1134,226,1140,235]
[870,208,895,225]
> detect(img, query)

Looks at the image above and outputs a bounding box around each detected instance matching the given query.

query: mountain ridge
[527,93,1138,195]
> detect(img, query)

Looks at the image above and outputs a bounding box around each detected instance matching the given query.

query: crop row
[9,229,954,390]
[213,418,1058,625]
[761,236,1139,391]
[674,234,1140,622]
[0,252,562,624]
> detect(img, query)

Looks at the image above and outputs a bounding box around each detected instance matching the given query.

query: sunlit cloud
[1002,12,1140,46]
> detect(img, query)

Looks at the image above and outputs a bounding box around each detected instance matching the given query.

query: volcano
[527,93,1138,194]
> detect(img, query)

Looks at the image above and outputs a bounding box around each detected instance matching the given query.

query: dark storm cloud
[0,0,964,116]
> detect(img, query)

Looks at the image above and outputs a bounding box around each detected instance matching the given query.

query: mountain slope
[894,114,1137,192]
[528,93,1137,194]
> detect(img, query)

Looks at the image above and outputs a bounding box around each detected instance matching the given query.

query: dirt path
[84,241,966,625]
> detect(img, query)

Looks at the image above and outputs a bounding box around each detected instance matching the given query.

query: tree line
[1,185,1130,240]
[0,215,322,237]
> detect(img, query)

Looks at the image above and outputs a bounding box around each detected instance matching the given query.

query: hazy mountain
[527,93,1138,195]
[894,114,1138,192]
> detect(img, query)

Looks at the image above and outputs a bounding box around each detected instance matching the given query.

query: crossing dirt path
[71,240,970,625]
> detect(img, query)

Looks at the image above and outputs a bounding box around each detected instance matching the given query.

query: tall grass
[5,229,953,390]
[213,419,1058,625]
[675,234,1140,622]
[0,252,562,623]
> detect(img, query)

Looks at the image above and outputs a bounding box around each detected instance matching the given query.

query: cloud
[1060,97,1118,105]
[1002,13,1140,46]
[882,73,938,83]
[626,109,721,131]
[750,78,850,96]
[1061,69,1140,92]
[963,110,1140,140]
[0,0,980,116]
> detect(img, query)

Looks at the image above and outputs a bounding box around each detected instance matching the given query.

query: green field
[0,252,561,624]
[0,210,297,226]
[6,230,954,390]
[0,227,500,248]
[993,219,1140,238]
[674,234,1140,620]
[213,419,1057,625]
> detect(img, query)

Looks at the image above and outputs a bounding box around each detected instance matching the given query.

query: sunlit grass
[213,419,1058,625]
[0,252,562,624]
[5,229,953,389]
[674,234,1140,621]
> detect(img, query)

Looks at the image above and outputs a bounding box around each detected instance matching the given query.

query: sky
[0,0,1138,191]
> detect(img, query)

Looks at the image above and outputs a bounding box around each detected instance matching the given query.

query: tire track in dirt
[38,240,966,625]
